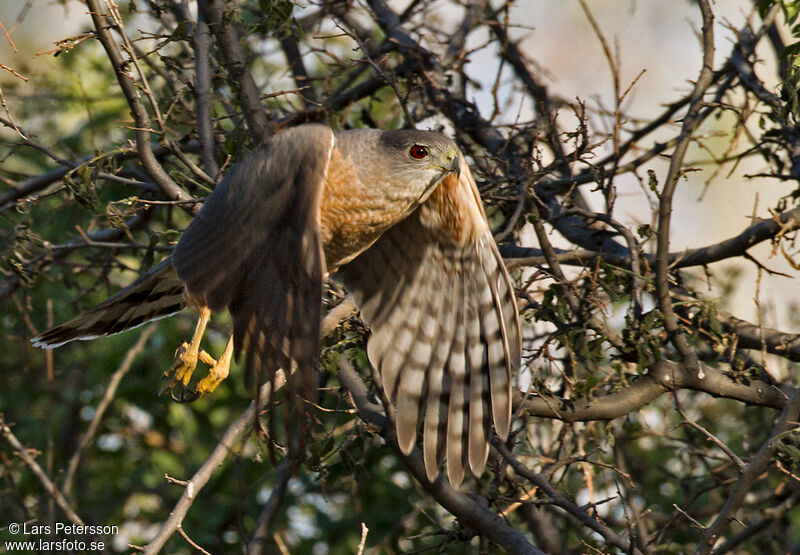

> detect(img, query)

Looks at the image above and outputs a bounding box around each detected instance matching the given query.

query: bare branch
[62,324,157,496]
[194,9,219,179]
[84,0,196,210]
[197,0,272,143]
[697,390,800,554]
[654,0,715,373]
[248,460,291,555]
[0,416,85,526]
[518,360,792,421]
[337,357,542,554]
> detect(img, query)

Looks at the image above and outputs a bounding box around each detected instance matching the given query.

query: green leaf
[786,1,800,25]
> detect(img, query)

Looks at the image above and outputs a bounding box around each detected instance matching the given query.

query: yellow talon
[175,343,197,385]
[158,307,234,402]
[194,336,234,396]
[198,349,217,367]
[158,341,199,394]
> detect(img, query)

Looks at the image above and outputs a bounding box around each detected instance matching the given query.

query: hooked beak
[445,149,461,179]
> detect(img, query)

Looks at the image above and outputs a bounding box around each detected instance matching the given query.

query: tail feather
[32,258,186,348]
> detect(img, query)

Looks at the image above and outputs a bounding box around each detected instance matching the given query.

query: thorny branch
[62,324,157,497]
[0,416,85,526]
[337,357,542,555]
[84,0,196,209]
[697,391,800,554]
[654,0,714,375]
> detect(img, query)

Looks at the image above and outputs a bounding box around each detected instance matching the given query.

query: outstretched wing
[338,156,520,486]
[172,124,335,437]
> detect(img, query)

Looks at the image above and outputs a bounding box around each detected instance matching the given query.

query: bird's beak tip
[447,150,461,178]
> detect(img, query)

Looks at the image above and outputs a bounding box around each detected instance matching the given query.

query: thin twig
[0,17,18,52]
[0,416,85,526]
[696,390,800,554]
[653,0,715,375]
[337,356,542,555]
[493,440,640,554]
[248,460,292,555]
[62,325,157,496]
[356,522,369,555]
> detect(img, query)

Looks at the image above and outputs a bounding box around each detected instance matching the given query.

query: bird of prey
[32,124,521,486]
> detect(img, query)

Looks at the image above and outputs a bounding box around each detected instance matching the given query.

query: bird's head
[378,129,461,191]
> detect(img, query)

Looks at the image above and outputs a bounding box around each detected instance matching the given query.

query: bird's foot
[159,336,233,402]
[193,336,234,397]
[159,341,211,402]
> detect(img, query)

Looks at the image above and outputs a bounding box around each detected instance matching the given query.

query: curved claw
[170,385,201,403]
[159,341,196,394]
[159,306,214,401]
[159,338,233,403]
[194,337,234,397]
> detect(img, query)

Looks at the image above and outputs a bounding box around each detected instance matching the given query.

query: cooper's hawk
[32,124,521,486]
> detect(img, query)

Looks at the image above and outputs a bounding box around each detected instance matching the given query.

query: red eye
[409,145,429,159]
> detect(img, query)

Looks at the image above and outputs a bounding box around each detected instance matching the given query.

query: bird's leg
[193,335,234,396]
[159,306,212,400]
[160,306,235,402]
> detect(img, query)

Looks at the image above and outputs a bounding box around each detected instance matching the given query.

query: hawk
[32,124,521,486]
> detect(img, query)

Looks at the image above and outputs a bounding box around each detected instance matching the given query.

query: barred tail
[31,258,186,348]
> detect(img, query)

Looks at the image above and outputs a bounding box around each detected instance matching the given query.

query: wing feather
[481,240,515,441]
[362,231,412,328]
[423,262,457,481]
[172,124,334,453]
[395,263,442,453]
[444,267,468,487]
[338,156,520,483]
[467,254,491,476]
[368,247,430,404]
